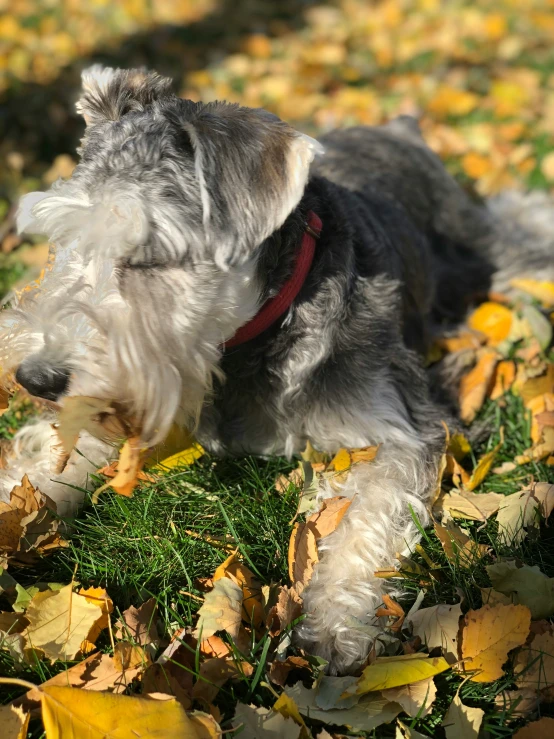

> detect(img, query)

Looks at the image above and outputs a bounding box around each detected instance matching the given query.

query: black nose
[16,360,70,401]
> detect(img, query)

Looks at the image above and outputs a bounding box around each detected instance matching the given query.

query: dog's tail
[484,190,554,293]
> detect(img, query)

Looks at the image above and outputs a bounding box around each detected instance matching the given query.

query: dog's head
[2,66,322,444]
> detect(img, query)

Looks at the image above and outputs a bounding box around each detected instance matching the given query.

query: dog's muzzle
[16,358,70,401]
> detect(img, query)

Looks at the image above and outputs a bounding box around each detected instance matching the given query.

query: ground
[1,1,554,737]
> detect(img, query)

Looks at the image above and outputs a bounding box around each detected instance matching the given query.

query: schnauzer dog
[1,66,553,674]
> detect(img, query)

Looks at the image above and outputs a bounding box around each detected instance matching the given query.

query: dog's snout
[15,360,70,401]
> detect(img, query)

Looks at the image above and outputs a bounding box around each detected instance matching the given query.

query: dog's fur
[1,66,553,674]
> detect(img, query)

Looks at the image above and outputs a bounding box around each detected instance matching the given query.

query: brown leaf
[268,656,310,686]
[288,522,319,592]
[514,631,554,690]
[0,704,29,739]
[115,598,159,648]
[142,662,192,709]
[461,604,531,682]
[193,577,243,640]
[266,585,303,636]
[434,490,503,523]
[459,349,500,423]
[213,552,264,628]
[434,521,489,566]
[93,438,148,500]
[375,595,405,632]
[514,717,554,738]
[192,657,253,704]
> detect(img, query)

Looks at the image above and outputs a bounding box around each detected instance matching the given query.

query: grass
[1,383,554,737]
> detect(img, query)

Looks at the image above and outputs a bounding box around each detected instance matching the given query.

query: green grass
[2,384,554,737]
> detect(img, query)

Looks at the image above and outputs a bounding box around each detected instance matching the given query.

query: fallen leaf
[269,655,310,686]
[351,654,450,694]
[192,656,253,704]
[480,587,512,607]
[514,717,554,738]
[459,349,500,423]
[467,302,513,346]
[329,448,351,472]
[486,560,554,619]
[494,688,540,717]
[266,585,303,636]
[434,490,503,522]
[490,360,516,400]
[273,691,307,731]
[434,521,488,566]
[39,685,217,738]
[382,676,437,717]
[396,718,431,739]
[285,682,402,733]
[23,583,105,662]
[376,595,405,632]
[79,586,113,653]
[461,604,531,681]
[465,430,504,490]
[213,552,264,627]
[449,433,472,462]
[517,363,554,406]
[408,602,462,664]
[232,703,301,739]
[115,598,159,649]
[154,443,205,470]
[288,521,318,592]
[496,483,554,545]
[511,278,554,308]
[442,693,484,739]
[0,704,29,739]
[193,577,243,640]
[514,631,554,690]
[93,438,148,500]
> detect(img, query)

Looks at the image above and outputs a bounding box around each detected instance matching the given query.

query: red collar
[225,210,322,349]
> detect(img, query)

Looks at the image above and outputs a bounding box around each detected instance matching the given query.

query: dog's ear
[182,103,323,267]
[77,65,174,126]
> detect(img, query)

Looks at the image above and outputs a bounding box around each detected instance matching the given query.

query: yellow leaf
[288,521,319,591]
[462,152,493,179]
[0,704,29,739]
[448,433,471,462]
[489,360,516,400]
[273,692,307,728]
[23,584,104,662]
[193,577,243,640]
[434,521,488,566]
[427,86,479,118]
[329,448,351,472]
[511,278,554,308]
[154,443,204,470]
[352,654,449,694]
[465,429,504,491]
[93,439,148,501]
[39,685,213,738]
[435,490,503,522]
[461,604,531,682]
[467,302,513,345]
[213,552,264,627]
[459,349,500,423]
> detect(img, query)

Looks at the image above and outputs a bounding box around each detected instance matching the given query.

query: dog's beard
[0,216,261,447]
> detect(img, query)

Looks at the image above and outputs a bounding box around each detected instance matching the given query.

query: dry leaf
[285,682,402,733]
[376,595,405,632]
[193,577,243,640]
[511,278,554,308]
[115,598,159,648]
[442,693,484,739]
[461,604,531,681]
[192,656,253,704]
[288,522,318,591]
[396,719,431,739]
[490,360,516,399]
[496,483,554,545]
[517,363,554,406]
[213,552,264,627]
[232,703,301,739]
[434,490,503,522]
[93,438,148,500]
[408,602,462,664]
[434,521,488,566]
[467,302,513,346]
[459,349,500,423]
[464,430,504,491]
[268,656,310,686]
[514,717,554,738]
[266,585,303,636]
[514,631,554,690]
[486,560,554,619]
[0,704,29,739]
[352,654,450,694]
[382,677,437,717]
[23,583,105,662]
[494,688,540,717]
[39,685,218,738]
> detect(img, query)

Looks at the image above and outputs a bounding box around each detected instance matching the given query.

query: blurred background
[0,0,553,297]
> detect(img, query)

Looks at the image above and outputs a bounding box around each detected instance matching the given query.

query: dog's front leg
[297,441,437,674]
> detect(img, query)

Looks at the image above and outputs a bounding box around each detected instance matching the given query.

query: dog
[1,66,553,674]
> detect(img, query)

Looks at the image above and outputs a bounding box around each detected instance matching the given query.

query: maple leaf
[193,577,243,641]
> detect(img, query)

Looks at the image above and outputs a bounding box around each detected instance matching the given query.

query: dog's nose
[16,360,70,401]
